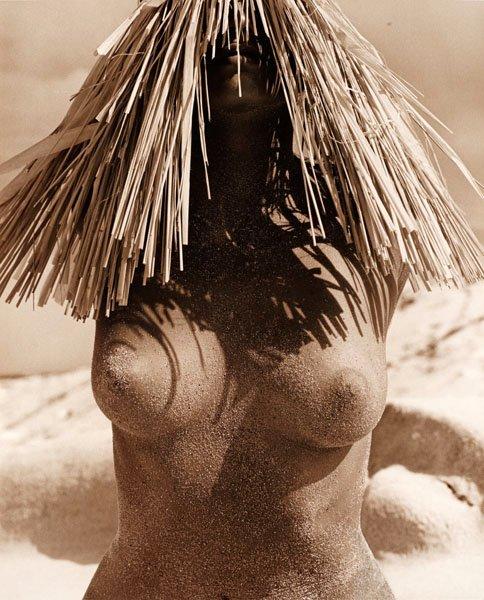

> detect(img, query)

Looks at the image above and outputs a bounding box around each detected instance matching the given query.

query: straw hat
[0,0,482,319]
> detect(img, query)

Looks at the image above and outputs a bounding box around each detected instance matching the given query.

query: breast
[91,303,229,438]
[254,340,388,449]
[91,241,391,447]
[92,310,387,450]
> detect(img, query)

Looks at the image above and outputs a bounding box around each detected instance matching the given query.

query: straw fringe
[0,0,482,319]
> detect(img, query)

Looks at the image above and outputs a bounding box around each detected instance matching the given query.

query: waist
[109,431,371,565]
[88,528,388,600]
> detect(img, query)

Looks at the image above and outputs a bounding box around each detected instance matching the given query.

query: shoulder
[292,238,406,339]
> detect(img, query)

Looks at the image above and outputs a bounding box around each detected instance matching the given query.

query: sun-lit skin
[86,44,404,599]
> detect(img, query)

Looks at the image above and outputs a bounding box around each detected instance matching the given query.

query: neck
[189,107,283,247]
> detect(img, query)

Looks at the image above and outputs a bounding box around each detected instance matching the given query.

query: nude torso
[85,62,400,598]
[86,237,397,599]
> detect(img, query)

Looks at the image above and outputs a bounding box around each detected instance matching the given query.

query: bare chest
[91,243,391,449]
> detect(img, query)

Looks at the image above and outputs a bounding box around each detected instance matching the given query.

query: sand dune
[1,283,483,599]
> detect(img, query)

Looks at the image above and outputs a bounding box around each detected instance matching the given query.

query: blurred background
[0,0,483,375]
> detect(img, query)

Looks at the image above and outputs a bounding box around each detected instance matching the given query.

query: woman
[88,43,403,599]
[0,1,481,598]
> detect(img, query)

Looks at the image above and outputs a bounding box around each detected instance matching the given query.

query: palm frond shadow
[117,223,388,421]
[102,123,392,419]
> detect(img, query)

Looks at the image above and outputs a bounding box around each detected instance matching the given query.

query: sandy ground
[1,282,483,599]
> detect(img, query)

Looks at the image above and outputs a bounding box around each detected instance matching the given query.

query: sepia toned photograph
[0,1,483,598]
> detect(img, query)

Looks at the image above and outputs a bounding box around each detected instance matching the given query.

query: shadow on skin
[109,185,391,420]
[20,182,394,572]
[92,99,400,452]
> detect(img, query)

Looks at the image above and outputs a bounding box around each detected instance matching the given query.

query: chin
[207,49,282,114]
[208,76,283,114]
